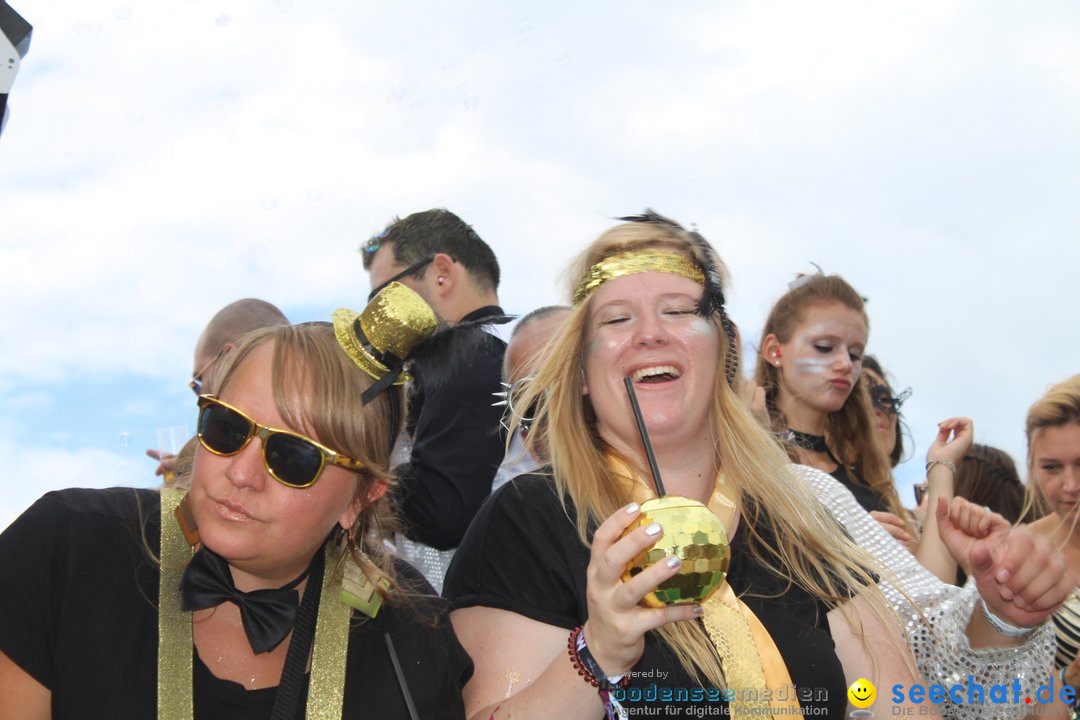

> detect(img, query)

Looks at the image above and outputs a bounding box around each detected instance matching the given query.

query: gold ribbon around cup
[606,455,802,718]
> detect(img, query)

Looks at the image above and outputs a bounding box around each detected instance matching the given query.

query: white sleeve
[791,464,1056,720]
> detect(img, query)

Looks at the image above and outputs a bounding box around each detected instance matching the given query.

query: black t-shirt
[830,464,889,514]
[444,474,850,718]
[0,488,472,720]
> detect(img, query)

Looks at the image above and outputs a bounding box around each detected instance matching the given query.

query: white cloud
[0,436,154,532]
[1,0,1079,526]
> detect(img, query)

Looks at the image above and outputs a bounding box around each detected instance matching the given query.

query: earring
[437,276,446,285]
[174,493,200,546]
[340,551,391,618]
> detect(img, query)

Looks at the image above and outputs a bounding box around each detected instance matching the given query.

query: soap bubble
[247,241,269,263]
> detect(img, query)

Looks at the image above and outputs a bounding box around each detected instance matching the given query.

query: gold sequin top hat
[333,281,438,404]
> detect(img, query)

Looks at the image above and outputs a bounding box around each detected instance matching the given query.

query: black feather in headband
[616,210,739,386]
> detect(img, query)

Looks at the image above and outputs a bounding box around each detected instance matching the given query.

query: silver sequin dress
[794,464,1056,719]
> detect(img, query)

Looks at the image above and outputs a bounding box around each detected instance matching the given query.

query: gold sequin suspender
[158,487,194,720]
[157,489,351,720]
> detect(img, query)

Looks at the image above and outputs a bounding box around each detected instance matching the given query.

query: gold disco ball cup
[622,496,729,608]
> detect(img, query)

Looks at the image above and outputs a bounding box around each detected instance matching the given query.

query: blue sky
[1,0,1078,530]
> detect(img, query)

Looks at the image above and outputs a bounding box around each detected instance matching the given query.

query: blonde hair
[1022,375,1080,519]
[516,221,884,687]
[753,274,905,518]
[203,321,413,605]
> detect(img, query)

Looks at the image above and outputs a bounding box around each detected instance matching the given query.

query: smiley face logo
[848,678,876,709]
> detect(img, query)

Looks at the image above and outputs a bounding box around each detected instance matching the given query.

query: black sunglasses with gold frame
[196,395,365,488]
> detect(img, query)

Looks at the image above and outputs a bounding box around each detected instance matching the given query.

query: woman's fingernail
[626,503,641,514]
[666,556,682,569]
[692,605,704,617]
[644,522,662,536]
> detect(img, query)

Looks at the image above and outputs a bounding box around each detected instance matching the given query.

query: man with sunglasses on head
[361,209,508,592]
[146,298,288,482]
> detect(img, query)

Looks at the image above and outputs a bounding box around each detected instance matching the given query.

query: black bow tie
[180,547,310,654]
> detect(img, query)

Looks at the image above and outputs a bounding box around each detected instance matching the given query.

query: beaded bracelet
[925,458,958,475]
[567,626,630,691]
[978,598,1036,638]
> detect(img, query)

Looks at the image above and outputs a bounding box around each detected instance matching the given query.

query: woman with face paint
[754,274,976,583]
[444,214,1070,720]
[756,274,900,515]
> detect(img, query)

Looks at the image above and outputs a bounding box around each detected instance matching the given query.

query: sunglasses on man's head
[189,349,225,397]
[196,395,365,488]
[366,257,434,301]
[361,230,388,255]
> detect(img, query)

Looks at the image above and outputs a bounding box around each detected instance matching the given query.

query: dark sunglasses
[196,395,365,488]
[868,383,912,416]
[367,257,434,301]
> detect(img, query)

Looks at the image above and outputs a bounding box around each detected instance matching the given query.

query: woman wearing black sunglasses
[0,295,471,719]
[755,272,973,584]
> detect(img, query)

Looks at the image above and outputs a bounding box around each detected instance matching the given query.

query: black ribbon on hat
[180,546,312,654]
[354,318,407,406]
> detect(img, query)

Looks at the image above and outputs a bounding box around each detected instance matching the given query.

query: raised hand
[927,417,974,467]
[145,448,178,477]
[938,496,1073,628]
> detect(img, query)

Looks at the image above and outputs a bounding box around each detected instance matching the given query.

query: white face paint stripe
[793,356,831,374]
[688,316,714,335]
[787,317,866,377]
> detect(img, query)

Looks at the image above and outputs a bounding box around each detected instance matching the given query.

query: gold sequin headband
[572,250,705,306]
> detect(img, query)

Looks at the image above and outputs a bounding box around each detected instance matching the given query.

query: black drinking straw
[623,376,667,497]
[385,633,420,720]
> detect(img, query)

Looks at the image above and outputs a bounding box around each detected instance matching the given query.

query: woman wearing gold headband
[0,305,471,719]
[444,213,1070,719]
